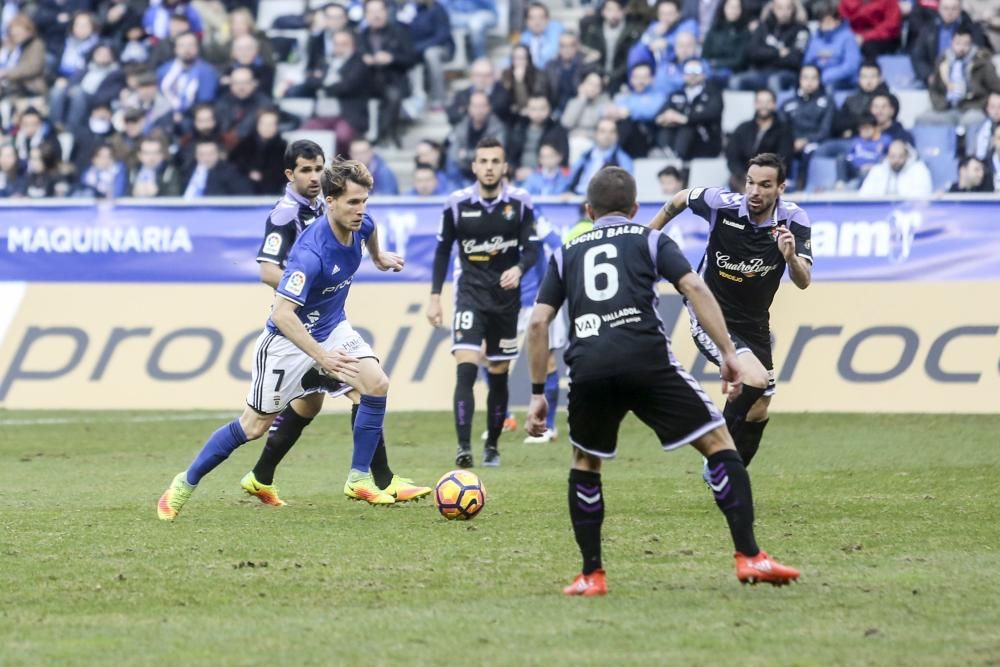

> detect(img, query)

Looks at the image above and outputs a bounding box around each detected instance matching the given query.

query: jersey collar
[738,195,780,228]
[285,183,322,213]
[593,214,632,228]
[473,182,510,212]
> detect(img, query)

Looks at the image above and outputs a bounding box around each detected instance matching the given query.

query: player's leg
[723,350,772,467]
[452,306,484,467]
[482,308,519,465]
[243,393,325,506]
[340,356,395,505]
[562,378,625,596]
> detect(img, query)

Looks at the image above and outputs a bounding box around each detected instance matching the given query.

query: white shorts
[246,320,375,414]
[517,306,568,351]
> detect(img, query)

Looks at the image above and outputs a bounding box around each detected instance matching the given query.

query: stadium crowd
[0,0,998,199]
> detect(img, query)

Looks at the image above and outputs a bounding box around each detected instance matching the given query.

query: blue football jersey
[266,213,375,341]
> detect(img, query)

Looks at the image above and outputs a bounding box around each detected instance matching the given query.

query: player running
[241,140,430,506]
[158,159,405,519]
[427,137,538,468]
[526,166,800,594]
[648,153,812,467]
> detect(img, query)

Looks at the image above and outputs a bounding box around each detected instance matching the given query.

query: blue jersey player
[158,160,405,519]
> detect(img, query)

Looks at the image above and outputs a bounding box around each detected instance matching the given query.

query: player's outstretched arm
[647,189,690,231]
[270,295,359,379]
[525,303,557,437]
[366,225,404,272]
[677,272,743,400]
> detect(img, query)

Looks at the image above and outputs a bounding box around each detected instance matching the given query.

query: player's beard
[478,175,502,197]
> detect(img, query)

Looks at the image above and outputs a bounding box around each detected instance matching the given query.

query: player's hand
[373,251,405,272]
[318,349,360,380]
[526,395,549,437]
[719,352,743,401]
[776,225,796,260]
[426,297,443,328]
[499,266,523,290]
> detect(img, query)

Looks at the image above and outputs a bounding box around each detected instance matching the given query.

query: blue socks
[186,420,249,485]
[544,370,559,430]
[351,394,387,473]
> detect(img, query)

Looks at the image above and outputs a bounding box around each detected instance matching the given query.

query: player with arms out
[242,140,430,506]
[427,137,538,468]
[158,159,405,519]
[648,153,812,468]
[526,166,800,594]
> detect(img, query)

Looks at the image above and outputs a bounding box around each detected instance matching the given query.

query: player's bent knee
[487,360,510,374]
[690,425,736,458]
[239,410,275,440]
[571,446,602,472]
[747,396,770,422]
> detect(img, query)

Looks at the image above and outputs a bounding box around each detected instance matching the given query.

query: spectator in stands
[732,0,809,91]
[567,117,634,195]
[0,141,23,197]
[301,30,371,153]
[561,70,612,138]
[838,112,890,188]
[605,62,661,157]
[359,0,415,149]
[181,139,251,198]
[49,42,124,134]
[968,1,1000,51]
[54,12,100,84]
[147,12,192,67]
[15,143,68,198]
[12,107,61,165]
[176,103,222,172]
[508,94,568,180]
[910,0,990,87]
[831,61,894,140]
[214,66,270,150]
[222,35,274,99]
[416,138,462,191]
[838,0,902,58]
[0,14,47,98]
[726,88,794,190]
[447,90,506,182]
[501,44,550,118]
[658,164,684,195]
[157,31,219,124]
[350,138,399,195]
[306,3,350,75]
[521,142,572,195]
[407,163,450,196]
[33,0,89,60]
[408,0,453,111]
[520,2,563,68]
[653,58,723,160]
[948,155,992,192]
[580,0,644,93]
[629,0,699,70]
[972,91,1000,159]
[447,58,513,126]
[870,92,915,145]
[128,135,180,197]
[986,123,1000,191]
[76,143,127,198]
[859,139,933,196]
[782,64,833,188]
[650,29,701,96]
[143,0,203,42]
[229,108,288,195]
[803,2,861,91]
[702,0,751,86]
[920,27,1000,140]
[444,0,496,61]
[71,102,117,175]
[543,30,586,115]
[119,68,172,134]
[111,107,149,168]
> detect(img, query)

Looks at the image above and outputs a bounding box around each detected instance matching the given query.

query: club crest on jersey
[502,204,515,221]
[286,271,306,296]
[768,226,781,241]
[263,233,282,255]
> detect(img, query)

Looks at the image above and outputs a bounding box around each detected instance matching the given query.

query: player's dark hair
[747,153,787,184]
[284,139,325,171]
[474,136,505,156]
[586,166,636,219]
[322,158,373,199]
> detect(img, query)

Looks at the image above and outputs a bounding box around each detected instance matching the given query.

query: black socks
[454,362,477,448]
[723,384,767,466]
[485,371,509,448]
[568,468,604,575]
[252,406,312,485]
[705,449,759,556]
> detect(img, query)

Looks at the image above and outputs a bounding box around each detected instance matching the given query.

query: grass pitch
[2,411,999,666]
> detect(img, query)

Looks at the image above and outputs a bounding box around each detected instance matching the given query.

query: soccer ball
[434,470,486,520]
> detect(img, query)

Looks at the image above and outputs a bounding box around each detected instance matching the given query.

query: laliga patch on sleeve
[263,232,282,255]
[689,187,705,201]
[286,271,306,296]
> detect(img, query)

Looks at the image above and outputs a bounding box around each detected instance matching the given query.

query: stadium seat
[776,88,795,108]
[568,135,593,166]
[722,90,754,134]
[278,97,316,120]
[445,28,470,73]
[58,132,74,164]
[275,61,307,92]
[686,156,728,188]
[878,54,918,90]
[924,154,957,192]
[284,130,336,162]
[833,90,851,109]
[805,157,838,193]
[256,0,306,30]
[912,124,957,158]
[894,90,932,129]
[634,157,682,200]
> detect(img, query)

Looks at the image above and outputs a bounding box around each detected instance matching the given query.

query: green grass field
[2,411,999,666]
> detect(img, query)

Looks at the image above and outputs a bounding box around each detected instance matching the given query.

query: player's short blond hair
[322,159,373,199]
